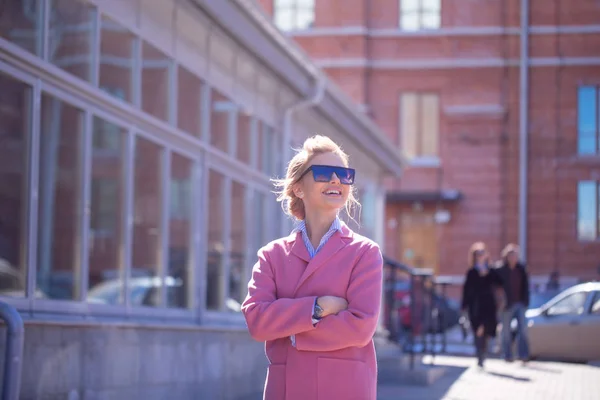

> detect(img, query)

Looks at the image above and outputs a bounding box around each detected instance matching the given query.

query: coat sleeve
[461,269,473,311]
[294,243,383,352]
[242,247,317,342]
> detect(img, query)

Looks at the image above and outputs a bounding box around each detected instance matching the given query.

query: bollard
[0,302,24,400]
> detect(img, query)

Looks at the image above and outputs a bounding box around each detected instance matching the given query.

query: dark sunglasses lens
[334,167,355,184]
[310,166,355,184]
[310,166,332,182]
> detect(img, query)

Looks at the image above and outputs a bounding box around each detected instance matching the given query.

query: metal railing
[382,257,458,369]
[0,301,24,400]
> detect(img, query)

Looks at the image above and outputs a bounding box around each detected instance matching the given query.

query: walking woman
[242,135,383,400]
[461,242,501,368]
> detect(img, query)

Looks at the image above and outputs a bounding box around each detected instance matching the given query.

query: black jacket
[461,267,502,327]
[495,262,530,308]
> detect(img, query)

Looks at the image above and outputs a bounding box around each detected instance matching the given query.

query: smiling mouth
[323,190,342,196]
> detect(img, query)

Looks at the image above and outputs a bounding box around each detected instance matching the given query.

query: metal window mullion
[242,186,253,302]
[249,116,258,169]
[228,108,238,157]
[168,62,178,127]
[41,0,50,60]
[190,159,203,317]
[221,177,232,312]
[90,6,101,87]
[197,157,209,321]
[159,149,172,308]
[122,130,136,311]
[200,84,211,143]
[77,110,93,302]
[132,37,142,108]
[26,80,42,303]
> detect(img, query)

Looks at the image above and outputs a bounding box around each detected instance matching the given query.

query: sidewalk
[378,355,600,400]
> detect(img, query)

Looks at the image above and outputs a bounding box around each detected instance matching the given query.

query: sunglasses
[299,164,356,185]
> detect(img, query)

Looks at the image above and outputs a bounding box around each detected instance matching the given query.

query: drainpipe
[280,75,327,234]
[518,0,530,261]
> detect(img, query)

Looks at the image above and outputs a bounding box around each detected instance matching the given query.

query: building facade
[0,0,402,398]
[259,0,600,287]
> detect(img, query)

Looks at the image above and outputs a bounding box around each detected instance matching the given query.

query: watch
[313,300,324,320]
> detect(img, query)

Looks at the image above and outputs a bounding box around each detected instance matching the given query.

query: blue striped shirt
[292,217,343,259]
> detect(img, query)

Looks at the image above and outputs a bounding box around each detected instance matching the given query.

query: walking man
[496,244,530,363]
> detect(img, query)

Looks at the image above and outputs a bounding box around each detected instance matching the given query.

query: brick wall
[257,0,600,280]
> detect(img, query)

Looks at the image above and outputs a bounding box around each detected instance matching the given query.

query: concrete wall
[0,322,266,400]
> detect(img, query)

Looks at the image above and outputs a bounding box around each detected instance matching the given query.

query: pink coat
[242,223,383,400]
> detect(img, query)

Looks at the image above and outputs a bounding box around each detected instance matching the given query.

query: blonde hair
[501,243,520,261]
[273,135,360,221]
[467,241,487,267]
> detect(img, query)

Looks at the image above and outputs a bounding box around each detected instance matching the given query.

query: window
[0,72,31,298]
[591,292,600,315]
[0,0,43,56]
[37,94,85,300]
[547,292,588,317]
[400,0,441,31]
[131,136,164,307]
[578,86,599,155]
[167,153,193,309]
[399,92,439,159]
[206,170,225,311]
[88,117,126,299]
[578,181,599,241]
[48,0,96,82]
[274,0,315,31]
[141,40,171,122]
[99,16,137,103]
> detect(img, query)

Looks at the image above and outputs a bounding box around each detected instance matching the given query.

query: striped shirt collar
[292,216,343,259]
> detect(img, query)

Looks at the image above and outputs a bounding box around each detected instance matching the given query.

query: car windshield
[530,291,561,309]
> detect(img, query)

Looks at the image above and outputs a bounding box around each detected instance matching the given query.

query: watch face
[314,304,324,318]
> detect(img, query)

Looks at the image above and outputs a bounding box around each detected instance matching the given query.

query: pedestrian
[496,243,531,363]
[242,135,383,400]
[461,242,501,368]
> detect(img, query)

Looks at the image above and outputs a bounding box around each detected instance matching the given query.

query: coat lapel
[289,231,310,262]
[292,223,352,296]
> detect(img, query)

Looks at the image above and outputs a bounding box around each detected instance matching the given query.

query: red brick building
[257,0,600,286]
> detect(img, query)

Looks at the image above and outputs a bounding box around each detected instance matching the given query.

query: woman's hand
[317,296,348,317]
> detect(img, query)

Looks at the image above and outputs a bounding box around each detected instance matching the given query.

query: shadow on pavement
[484,370,531,382]
[520,363,563,374]
[378,365,468,400]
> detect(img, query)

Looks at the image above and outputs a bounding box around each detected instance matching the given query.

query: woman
[461,242,501,368]
[242,135,383,400]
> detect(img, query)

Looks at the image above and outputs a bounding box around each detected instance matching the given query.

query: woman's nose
[330,173,341,183]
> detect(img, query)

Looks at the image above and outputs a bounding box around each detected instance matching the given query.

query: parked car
[525,282,600,362]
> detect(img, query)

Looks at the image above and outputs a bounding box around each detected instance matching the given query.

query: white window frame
[273,0,315,32]
[399,0,441,31]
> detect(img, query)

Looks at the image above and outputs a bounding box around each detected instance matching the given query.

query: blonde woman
[242,135,383,400]
[461,242,502,368]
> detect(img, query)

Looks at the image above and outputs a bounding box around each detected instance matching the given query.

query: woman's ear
[292,182,304,199]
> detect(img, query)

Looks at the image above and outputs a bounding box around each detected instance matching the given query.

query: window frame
[273,0,316,32]
[577,180,600,241]
[398,91,440,163]
[577,85,600,156]
[399,0,442,31]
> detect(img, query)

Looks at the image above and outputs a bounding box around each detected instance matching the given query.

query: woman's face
[474,249,486,265]
[295,152,351,216]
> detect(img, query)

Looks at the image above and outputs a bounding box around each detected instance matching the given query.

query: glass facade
[0,0,283,321]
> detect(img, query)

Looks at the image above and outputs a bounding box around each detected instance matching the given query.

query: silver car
[526,282,600,362]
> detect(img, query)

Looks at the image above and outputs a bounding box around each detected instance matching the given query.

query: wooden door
[400,211,439,274]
